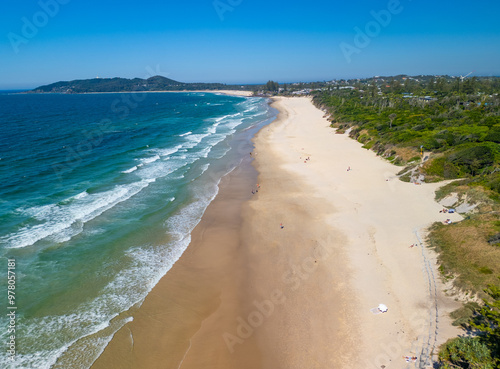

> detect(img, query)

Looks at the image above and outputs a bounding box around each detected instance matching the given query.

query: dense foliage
[313,76,500,192]
[439,283,500,369]
[265,80,280,92]
[471,284,500,362]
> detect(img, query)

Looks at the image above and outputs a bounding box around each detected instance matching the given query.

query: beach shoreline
[91,96,461,369]
[23,90,254,97]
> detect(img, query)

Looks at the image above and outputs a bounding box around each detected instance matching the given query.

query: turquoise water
[0,91,275,368]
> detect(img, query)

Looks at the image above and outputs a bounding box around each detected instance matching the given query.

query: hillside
[30,75,228,93]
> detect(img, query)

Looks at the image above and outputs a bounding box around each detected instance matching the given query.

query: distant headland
[29,75,248,94]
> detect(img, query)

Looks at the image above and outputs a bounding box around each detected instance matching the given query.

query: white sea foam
[178,131,192,137]
[122,166,138,174]
[243,105,259,113]
[0,308,134,369]
[155,144,182,157]
[73,191,89,200]
[206,132,226,144]
[140,154,160,165]
[181,133,210,149]
[214,112,240,124]
[199,146,211,158]
[212,146,231,160]
[136,157,186,181]
[199,163,210,175]
[178,114,243,154]
[3,180,155,248]
[165,180,220,240]
[206,125,217,134]
[223,118,244,131]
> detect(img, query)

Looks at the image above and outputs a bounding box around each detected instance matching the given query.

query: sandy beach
[201,90,254,97]
[161,89,253,97]
[91,96,461,369]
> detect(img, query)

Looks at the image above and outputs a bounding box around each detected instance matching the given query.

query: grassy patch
[399,173,411,182]
[362,140,374,150]
[427,212,500,295]
[394,147,420,162]
[450,301,481,327]
[357,134,370,144]
[433,180,495,208]
[464,186,496,208]
[435,180,469,201]
[397,163,418,176]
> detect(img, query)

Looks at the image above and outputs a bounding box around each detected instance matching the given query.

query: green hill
[30,75,228,93]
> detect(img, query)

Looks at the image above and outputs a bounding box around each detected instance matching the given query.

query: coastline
[91,96,461,369]
[22,90,254,97]
[90,144,264,369]
[250,97,462,368]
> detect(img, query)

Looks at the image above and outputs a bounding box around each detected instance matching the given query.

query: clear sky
[1,0,499,89]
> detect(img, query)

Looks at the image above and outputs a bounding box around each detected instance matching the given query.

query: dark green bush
[488,175,500,194]
[484,128,500,143]
[480,116,500,127]
[412,124,426,131]
[424,137,442,150]
[449,145,495,175]
[438,337,495,369]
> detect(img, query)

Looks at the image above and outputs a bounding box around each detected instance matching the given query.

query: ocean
[0,91,276,368]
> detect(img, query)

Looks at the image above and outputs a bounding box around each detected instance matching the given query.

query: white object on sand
[378,304,388,313]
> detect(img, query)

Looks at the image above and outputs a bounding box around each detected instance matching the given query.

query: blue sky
[1,0,499,89]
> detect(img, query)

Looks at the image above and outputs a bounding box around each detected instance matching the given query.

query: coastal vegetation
[265,80,280,92]
[311,75,500,368]
[439,283,500,369]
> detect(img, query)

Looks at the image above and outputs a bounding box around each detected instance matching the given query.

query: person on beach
[280,223,284,229]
